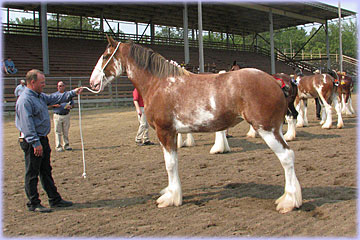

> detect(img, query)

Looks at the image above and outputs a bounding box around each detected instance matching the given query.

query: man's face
[32,74,46,93]
[57,82,65,93]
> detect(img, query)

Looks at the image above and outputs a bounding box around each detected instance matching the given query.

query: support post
[269,10,275,74]
[183,3,190,64]
[198,1,204,73]
[41,3,49,74]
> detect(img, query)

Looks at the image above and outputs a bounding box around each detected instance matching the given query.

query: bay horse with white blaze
[89,36,302,213]
[294,70,343,129]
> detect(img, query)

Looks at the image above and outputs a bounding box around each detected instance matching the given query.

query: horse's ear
[106,34,118,48]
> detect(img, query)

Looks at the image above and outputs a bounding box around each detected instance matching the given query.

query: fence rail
[2,76,135,112]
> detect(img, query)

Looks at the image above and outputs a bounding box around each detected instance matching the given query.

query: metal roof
[3,1,356,35]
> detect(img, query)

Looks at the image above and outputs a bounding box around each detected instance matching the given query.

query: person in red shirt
[133,88,154,146]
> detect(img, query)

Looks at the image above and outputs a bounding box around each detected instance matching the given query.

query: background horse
[294,70,343,129]
[230,60,241,71]
[337,73,355,115]
[89,36,302,213]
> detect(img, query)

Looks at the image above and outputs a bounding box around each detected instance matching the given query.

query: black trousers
[315,98,322,119]
[19,136,61,208]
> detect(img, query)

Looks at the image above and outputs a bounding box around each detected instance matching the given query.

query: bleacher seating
[3,34,297,110]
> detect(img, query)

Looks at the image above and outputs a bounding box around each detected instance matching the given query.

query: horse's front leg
[157,129,182,208]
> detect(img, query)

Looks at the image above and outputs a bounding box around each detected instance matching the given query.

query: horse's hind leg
[157,130,182,208]
[257,126,302,213]
[210,130,231,154]
[348,95,356,114]
[296,99,306,127]
[284,114,296,141]
[332,93,344,128]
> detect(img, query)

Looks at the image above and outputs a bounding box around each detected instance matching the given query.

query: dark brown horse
[337,72,355,115]
[89,36,302,213]
[294,70,343,129]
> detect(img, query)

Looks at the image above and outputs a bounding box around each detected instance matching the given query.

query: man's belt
[54,112,69,115]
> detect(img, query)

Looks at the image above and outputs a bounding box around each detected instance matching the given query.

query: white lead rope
[77,42,121,178]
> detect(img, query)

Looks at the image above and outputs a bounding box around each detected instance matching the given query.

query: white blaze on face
[296,76,301,85]
[89,56,104,90]
[168,77,176,83]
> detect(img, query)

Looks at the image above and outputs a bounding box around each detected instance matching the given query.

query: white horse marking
[168,77,176,83]
[174,118,192,133]
[210,96,216,110]
[194,106,214,125]
[322,74,327,84]
[157,148,182,208]
[210,130,231,154]
[257,127,302,213]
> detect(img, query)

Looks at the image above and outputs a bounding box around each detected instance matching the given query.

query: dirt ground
[2,95,357,238]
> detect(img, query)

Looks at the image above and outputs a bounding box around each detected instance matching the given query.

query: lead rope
[77,42,121,178]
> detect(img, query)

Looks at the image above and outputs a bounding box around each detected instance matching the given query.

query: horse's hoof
[277,206,294,214]
[284,135,295,141]
[321,124,332,129]
[337,124,344,129]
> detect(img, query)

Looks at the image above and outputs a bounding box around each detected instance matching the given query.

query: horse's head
[230,61,240,71]
[89,35,125,91]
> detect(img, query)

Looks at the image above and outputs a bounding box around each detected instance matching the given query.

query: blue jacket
[15,87,76,148]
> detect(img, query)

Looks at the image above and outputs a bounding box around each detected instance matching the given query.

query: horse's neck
[125,63,154,97]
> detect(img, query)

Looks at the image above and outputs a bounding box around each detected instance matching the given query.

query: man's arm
[44,88,83,106]
[133,100,142,117]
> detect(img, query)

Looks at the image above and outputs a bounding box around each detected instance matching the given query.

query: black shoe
[50,199,73,208]
[143,141,155,145]
[28,204,52,213]
[64,147,72,151]
[226,135,233,138]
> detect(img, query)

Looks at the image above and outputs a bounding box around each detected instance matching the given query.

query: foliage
[11,15,99,31]
[155,20,357,58]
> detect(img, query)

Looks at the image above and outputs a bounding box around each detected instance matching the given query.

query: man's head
[26,69,45,94]
[57,81,66,93]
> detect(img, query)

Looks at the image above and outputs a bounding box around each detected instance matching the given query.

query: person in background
[52,81,74,152]
[16,69,83,213]
[133,88,154,146]
[4,57,18,74]
[14,79,26,98]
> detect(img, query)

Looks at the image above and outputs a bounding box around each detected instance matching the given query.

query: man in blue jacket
[16,69,83,213]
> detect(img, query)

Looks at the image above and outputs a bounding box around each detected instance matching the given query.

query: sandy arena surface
[2,95,357,238]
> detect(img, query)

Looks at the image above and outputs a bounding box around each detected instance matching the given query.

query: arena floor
[2,95,357,237]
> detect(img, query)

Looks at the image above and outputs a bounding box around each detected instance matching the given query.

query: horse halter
[86,42,121,93]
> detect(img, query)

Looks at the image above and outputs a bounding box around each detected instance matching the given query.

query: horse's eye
[103,55,109,60]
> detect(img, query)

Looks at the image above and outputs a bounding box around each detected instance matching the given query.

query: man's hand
[74,87,83,95]
[52,104,61,108]
[34,145,43,157]
[137,109,142,117]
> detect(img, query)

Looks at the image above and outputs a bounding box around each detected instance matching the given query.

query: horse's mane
[128,42,189,79]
